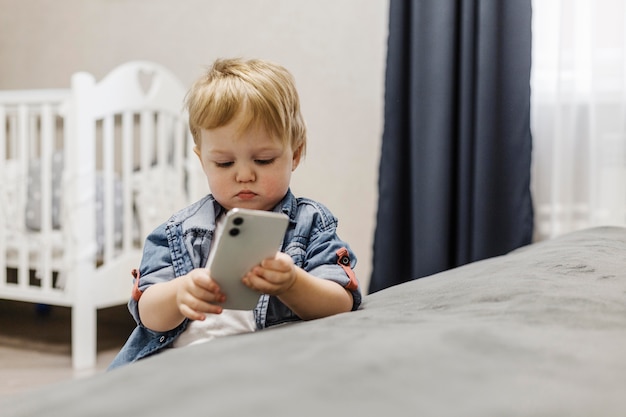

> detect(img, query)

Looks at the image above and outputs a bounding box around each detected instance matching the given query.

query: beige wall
[0,0,388,292]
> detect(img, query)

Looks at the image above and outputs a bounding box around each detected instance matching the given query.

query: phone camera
[229,228,240,237]
[233,217,244,226]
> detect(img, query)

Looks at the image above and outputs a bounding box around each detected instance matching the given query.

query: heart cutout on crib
[137,69,155,96]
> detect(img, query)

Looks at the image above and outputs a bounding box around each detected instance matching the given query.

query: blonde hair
[185,58,307,156]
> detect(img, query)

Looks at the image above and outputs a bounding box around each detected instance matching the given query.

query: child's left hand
[242,252,297,296]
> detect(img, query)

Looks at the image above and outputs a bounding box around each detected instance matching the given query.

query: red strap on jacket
[336,247,359,291]
[131,268,143,301]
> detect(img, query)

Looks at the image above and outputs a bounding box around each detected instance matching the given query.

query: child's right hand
[176,268,226,321]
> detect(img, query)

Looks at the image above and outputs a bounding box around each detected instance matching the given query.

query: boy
[109,58,361,369]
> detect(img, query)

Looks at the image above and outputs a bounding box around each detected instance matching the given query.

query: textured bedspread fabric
[3,226,626,416]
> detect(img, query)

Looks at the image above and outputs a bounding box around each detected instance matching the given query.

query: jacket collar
[275,189,297,224]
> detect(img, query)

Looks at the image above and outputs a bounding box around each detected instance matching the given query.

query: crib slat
[28,111,38,159]
[121,111,133,251]
[17,104,29,290]
[8,112,17,160]
[172,117,185,200]
[0,105,5,163]
[102,114,115,263]
[156,113,168,168]
[0,105,6,287]
[155,114,168,216]
[39,103,54,292]
[172,117,183,173]
[140,110,154,172]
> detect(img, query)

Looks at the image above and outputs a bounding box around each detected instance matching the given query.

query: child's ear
[292,145,304,170]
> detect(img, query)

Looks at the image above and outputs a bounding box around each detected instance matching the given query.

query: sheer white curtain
[531,0,626,241]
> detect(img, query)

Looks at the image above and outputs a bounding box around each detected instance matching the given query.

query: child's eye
[255,158,275,166]
[215,161,234,168]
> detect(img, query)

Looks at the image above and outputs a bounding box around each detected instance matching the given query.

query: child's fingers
[176,270,226,320]
[187,285,225,304]
[179,304,207,321]
[244,266,293,294]
[179,299,223,321]
[184,269,225,301]
[260,253,293,273]
[189,269,222,292]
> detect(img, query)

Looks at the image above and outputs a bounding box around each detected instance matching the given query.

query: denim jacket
[108,190,361,369]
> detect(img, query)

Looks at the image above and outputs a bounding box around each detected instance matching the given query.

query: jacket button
[340,256,350,266]
[159,336,166,343]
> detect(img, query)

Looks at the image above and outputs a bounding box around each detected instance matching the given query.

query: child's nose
[235,165,256,182]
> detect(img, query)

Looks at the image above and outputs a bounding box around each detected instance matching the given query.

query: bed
[2,225,625,416]
[0,61,201,369]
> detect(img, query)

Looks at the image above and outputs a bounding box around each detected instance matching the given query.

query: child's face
[194,113,301,212]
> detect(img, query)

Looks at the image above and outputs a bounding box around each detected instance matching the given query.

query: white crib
[0,61,204,369]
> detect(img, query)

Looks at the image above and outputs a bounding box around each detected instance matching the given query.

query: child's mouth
[237,191,257,200]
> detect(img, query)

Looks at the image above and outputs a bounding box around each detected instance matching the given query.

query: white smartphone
[207,208,289,310]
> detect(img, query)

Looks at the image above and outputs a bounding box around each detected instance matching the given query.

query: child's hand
[242,252,297,296]
[176,268,226,321]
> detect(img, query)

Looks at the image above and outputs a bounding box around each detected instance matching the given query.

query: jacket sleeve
[302,227,361,311]
[284,205,362,311]
[127,222,177,325]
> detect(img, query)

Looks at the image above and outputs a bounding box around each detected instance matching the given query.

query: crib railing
[0,89,71,304]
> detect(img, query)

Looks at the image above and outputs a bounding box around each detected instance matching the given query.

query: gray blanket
[3,226,626,416]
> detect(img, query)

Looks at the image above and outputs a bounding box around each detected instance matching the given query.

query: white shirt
[173,213,256,348]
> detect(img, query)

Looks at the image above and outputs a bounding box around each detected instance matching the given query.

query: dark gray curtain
[369,0,534,293]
